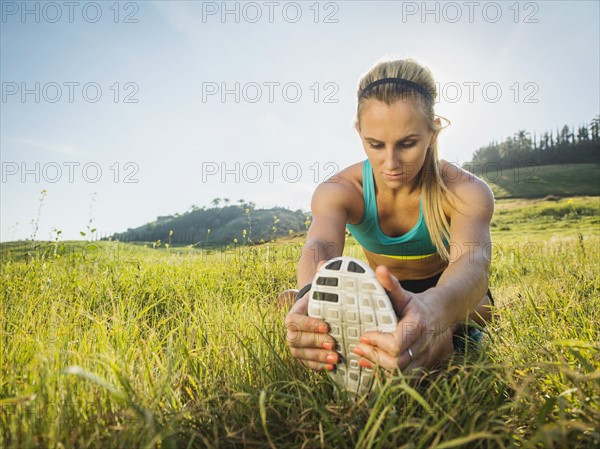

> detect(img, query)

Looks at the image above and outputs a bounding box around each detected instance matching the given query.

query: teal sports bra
[346,159,441,260]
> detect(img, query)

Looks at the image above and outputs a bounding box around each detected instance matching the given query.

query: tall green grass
[1,199,598,448]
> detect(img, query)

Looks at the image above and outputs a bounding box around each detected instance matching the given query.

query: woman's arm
[425,173,495,329]
[285,178,358,371]
[351,172,495,372]
[296,182,349,287]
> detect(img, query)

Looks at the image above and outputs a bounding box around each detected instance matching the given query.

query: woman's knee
[277,289,298,307]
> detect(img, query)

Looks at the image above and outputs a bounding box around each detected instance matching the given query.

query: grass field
[473,163,600,199]
[1,197,599,448]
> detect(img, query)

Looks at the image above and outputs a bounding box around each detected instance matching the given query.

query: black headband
[358,77,433,104]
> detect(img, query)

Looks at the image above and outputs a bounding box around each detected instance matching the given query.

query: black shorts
[399,272,494,306]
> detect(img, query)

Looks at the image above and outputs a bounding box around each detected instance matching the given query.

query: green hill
[469,163,600,199]
[111,205,310,245]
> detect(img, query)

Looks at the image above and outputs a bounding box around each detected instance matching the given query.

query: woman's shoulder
[315,160,364,191]
[312,161,365,221]
[336,160,365,187]
[439,159,495,218]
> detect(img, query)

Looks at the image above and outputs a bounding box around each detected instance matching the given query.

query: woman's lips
[383,172,404,180]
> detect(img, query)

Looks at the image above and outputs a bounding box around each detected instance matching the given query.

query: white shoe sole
[307,256,398,397]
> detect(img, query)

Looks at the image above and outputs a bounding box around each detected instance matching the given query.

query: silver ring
[407,348,414,363]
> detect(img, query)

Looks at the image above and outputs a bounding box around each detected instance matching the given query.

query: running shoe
[307,256,398,398]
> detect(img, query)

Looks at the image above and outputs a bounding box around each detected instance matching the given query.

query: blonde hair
[355,58,453,262]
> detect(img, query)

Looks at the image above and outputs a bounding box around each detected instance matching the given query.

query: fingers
[353,336,421,371]
[285,307,337,371]
[296,358,336,372]
[358,332,400,357]
[285,310,328,336]
[290,347,339,371]
[286,259,337,371]
[375,265,413,315]
[286,317,339,372]
[352,342,398,370]
[286,320,334,349]
[359,318,423,355]
[354,318,425,371]
[355,321,457,372]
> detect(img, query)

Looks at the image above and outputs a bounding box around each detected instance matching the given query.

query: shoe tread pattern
[308,257,398,397]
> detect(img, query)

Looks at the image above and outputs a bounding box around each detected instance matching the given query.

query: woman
[283,58,494,391]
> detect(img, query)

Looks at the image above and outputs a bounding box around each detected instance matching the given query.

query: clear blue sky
[1,1,598,242]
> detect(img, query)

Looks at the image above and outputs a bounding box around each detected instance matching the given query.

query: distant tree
[223,198,230,207]
[541,131,549,150]
[591,116,599,142]
[560,125,571,146]
[577,125,589,142]
[472,143,500,163]
[211,198,221,208]
[514,130,532,156]
[499,136,520,159]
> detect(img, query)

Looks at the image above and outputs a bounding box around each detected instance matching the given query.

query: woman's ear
[429,117,442,146]
[428,132,438,148]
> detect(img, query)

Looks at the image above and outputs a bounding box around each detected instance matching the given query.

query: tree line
[465,116,599,168]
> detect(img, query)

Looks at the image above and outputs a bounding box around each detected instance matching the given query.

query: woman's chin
[380,173,415,188]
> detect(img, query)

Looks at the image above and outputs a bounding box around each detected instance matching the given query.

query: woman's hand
[352,266,456,373]
[284,288,340,372]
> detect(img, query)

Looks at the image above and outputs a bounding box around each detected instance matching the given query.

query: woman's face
[356,98,436,192]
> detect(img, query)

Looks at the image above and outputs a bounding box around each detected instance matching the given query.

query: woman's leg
[467,293,494,327]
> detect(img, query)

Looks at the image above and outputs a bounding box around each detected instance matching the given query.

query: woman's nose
[384,148,400,170]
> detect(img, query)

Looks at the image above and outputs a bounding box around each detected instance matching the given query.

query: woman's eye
[368,142,416,149]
